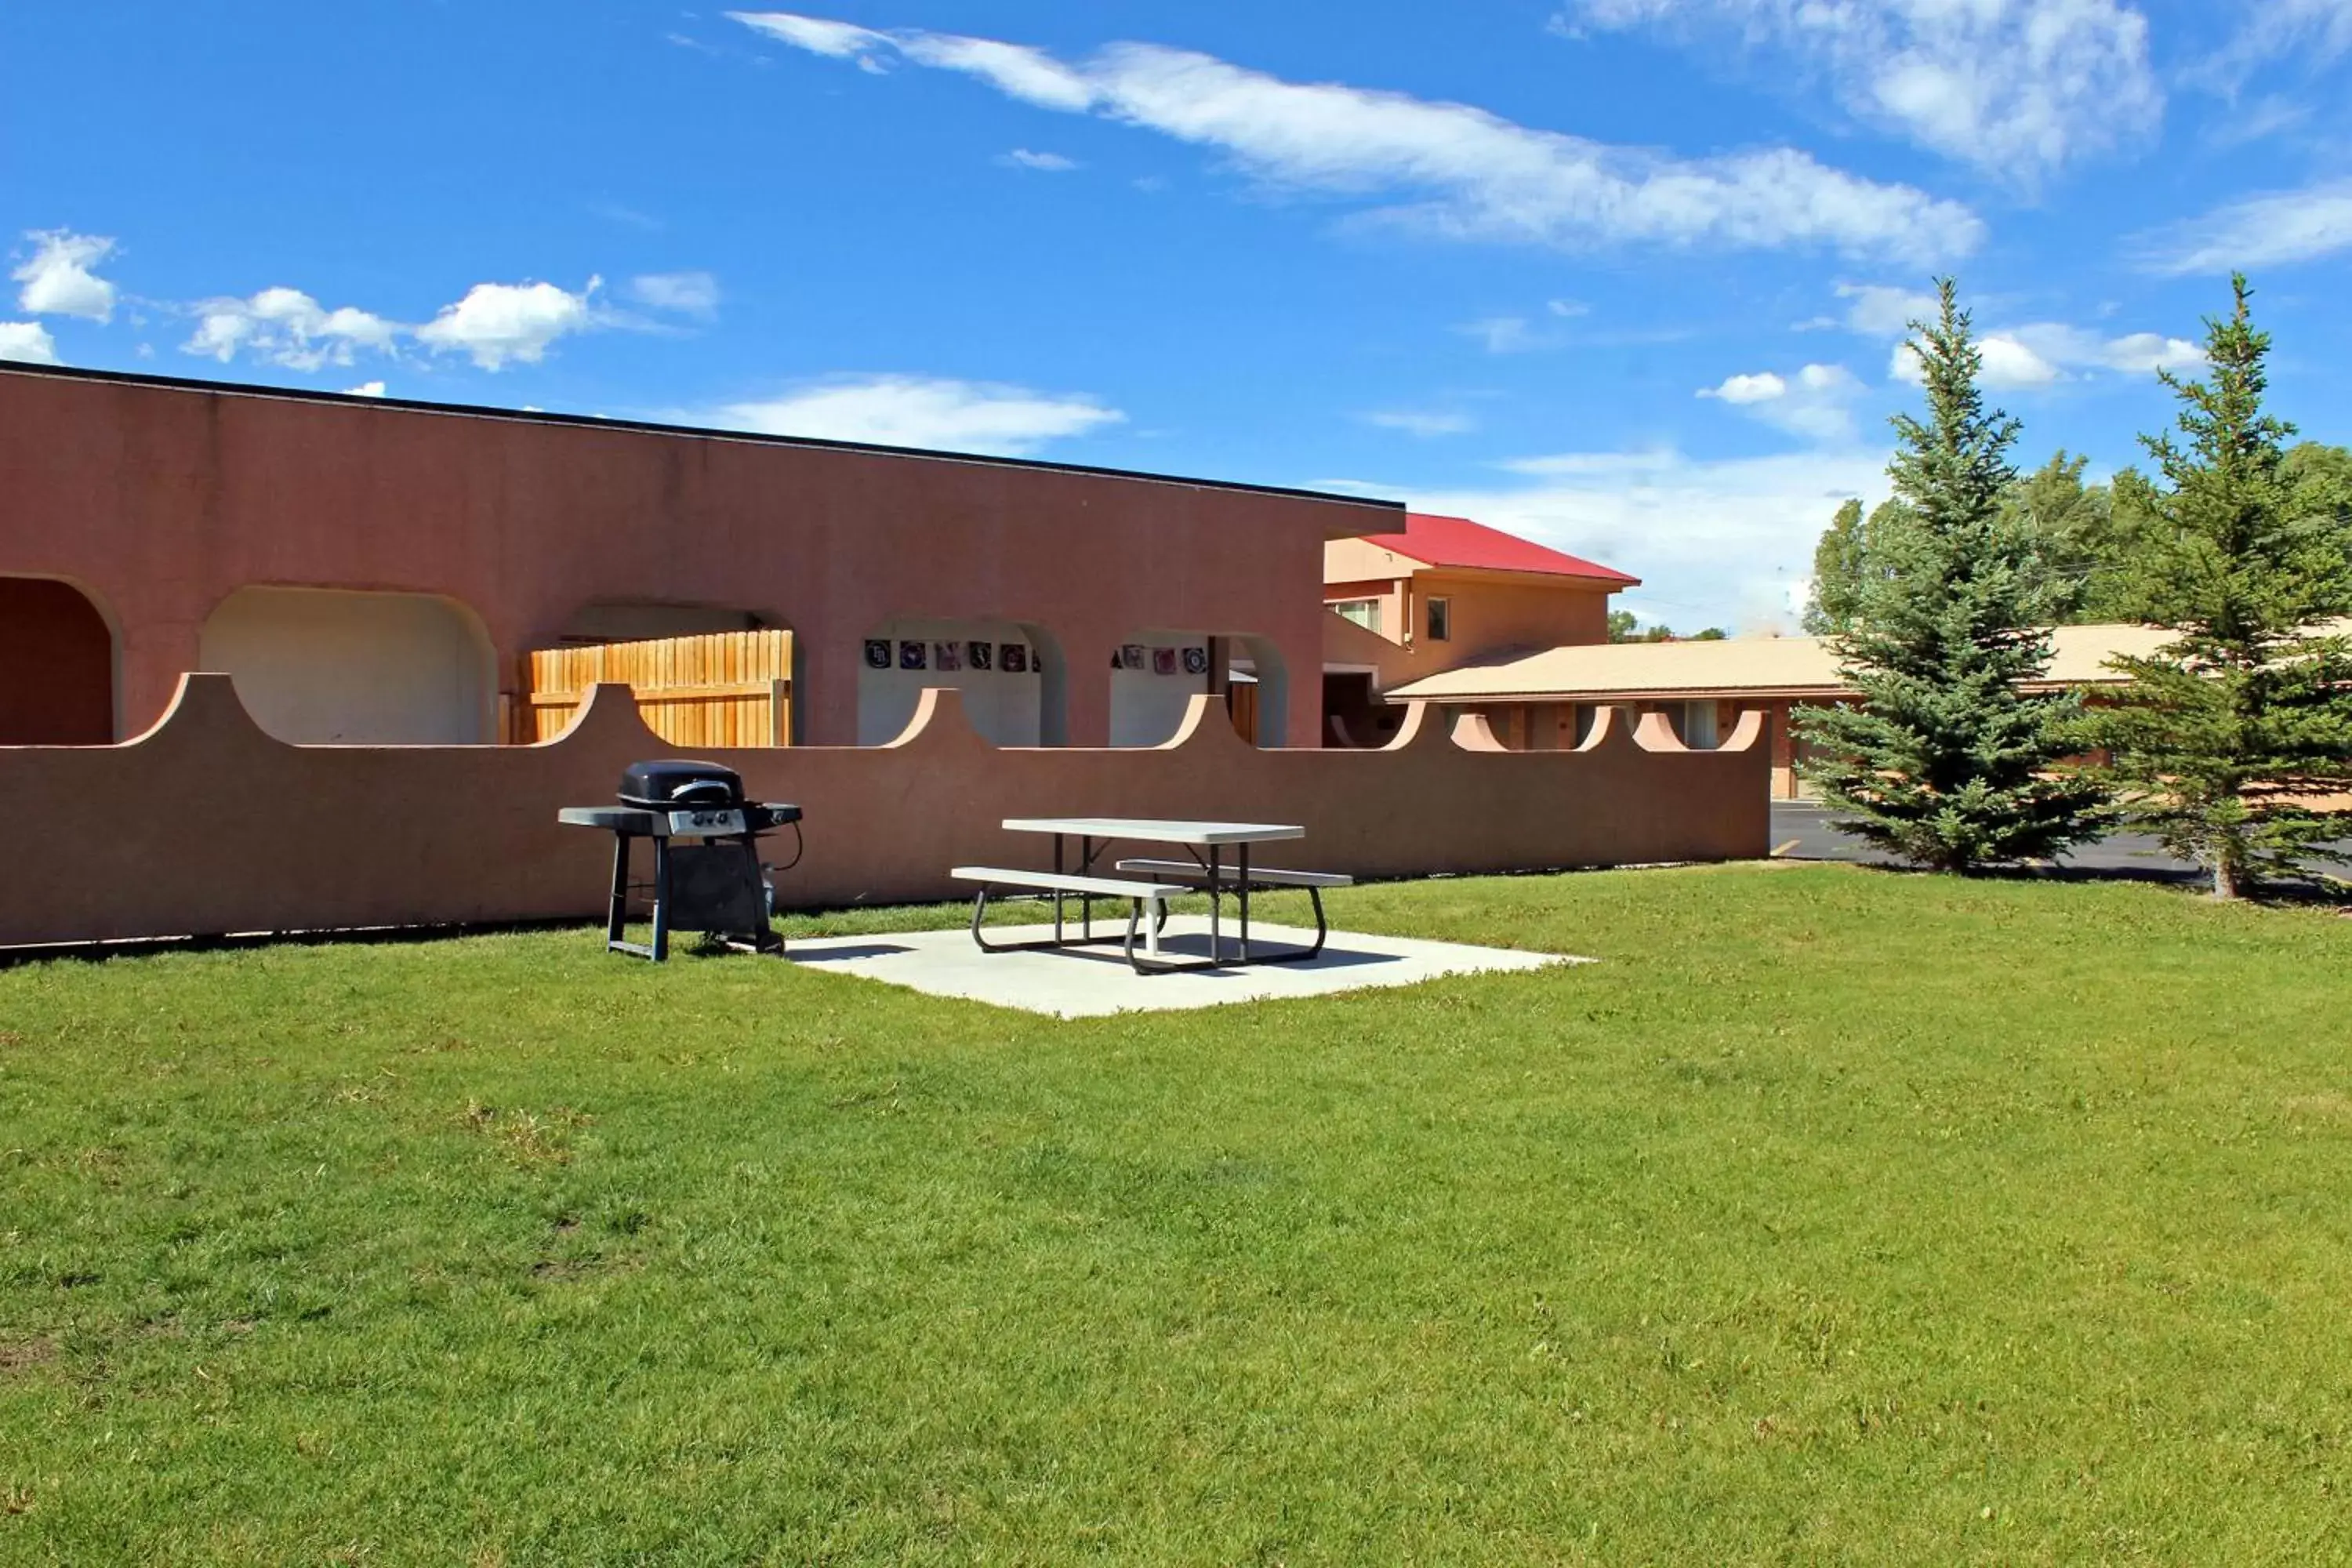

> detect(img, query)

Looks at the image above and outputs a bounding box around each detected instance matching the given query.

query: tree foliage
[1609,610,1728,643]
[1795,280,2108,872]
[1803,443,2351,631]
[2089,276,2352,898]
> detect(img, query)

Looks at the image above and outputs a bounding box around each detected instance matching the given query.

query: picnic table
[951,817,1350,973]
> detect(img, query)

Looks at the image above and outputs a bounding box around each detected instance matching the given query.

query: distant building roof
[1358,513,1639,586]
[1387,623,2180,704]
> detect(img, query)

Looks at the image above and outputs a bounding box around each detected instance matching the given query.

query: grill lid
[618,759,746,811]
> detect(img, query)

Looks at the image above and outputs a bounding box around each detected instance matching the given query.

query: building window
[1425,596,1452,642]
[1682,700,1719,750]
[1333,599,1382,635]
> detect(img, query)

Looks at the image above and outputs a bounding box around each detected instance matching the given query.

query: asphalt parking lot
[1769,800,2203,881]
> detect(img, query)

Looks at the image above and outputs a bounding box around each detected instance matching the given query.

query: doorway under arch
[0,575,114,744]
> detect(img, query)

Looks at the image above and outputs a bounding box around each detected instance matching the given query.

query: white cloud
[1565,0,2160,183]
[2095,331,2205,375]
[629,270,720,317]
[1889,332,2072,391]
[734,11,1981,262]
[1836,283,2200,389]
[2190,0,2352,93]
[181,286,399,370]
[1832,281,1939,337]
[728,11,884,56]
[896,33,1096,110]
[1704,370,1787,405]
[1998,322,2200,376]
[1699,361,1864,441]
[710,374,1123,456]
[1976,335,2063,390]
[1363,409,1476,437]
[1343,444,1891,631]
[416,278,600,370]
[1000,148,1080,171]
[2137,178,2352,275]
[13,230,118,321]
[0,321,60,364]
[343,380,387,397]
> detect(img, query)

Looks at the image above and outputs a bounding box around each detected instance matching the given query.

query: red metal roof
[1359,513,1639,586]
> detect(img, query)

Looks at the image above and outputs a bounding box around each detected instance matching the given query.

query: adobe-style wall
[0,367,1394,747]
[0,677,1769,949]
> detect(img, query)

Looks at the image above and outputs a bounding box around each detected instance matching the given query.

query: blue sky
[5,2,2349,630]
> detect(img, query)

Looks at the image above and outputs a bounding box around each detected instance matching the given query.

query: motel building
[0,362,1675,760]
[0,361,2166,814]
[0,364,1406,752]
[1377,625,2176,798]
[0,362,1777,953]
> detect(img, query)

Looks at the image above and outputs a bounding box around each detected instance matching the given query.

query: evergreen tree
[2092,276,2352,899]
[1795,280,2108,872]
[2284,441,2352,533]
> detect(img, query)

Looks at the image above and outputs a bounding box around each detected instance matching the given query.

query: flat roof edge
[0,362,1406,514]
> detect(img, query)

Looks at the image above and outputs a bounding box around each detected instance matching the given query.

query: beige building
[1387,625,2176,797]
[1320,512,1638,745]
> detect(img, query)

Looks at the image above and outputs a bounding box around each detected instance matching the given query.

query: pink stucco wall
[0,677,1770,949]
[0,367,1392,746]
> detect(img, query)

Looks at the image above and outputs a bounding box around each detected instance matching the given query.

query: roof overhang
[1384,677,2133,705]
[1404,563,1642,591]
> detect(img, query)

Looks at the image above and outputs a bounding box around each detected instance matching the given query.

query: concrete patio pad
[783,916,1588,1018]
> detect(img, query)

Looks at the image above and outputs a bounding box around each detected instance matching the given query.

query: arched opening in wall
[199,586,495,744]
[1320,666,1403,748]
[0,575,116,743]
[550,602,775,644]
[1110,630,1287,747]
[1108,628,1218,748]
[858,615,1065,746]
[1664,699,1722,750]
[526,601,796,746]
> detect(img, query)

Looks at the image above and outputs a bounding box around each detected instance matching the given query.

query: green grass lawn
[4,866,2350,1564]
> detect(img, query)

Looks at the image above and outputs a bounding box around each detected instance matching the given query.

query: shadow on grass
[1808,853,2351,909]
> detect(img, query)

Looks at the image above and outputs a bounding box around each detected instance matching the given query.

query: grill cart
[559,760,802,961]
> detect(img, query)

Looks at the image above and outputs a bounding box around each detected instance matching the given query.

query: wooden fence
[506,630,793,746]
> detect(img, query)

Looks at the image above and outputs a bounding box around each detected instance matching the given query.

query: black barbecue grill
[558,760,802,961]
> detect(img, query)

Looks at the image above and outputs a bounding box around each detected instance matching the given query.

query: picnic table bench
[951,817,1350,974]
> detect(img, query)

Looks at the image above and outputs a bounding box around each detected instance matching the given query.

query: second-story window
[1334,598,1382,634]
[1425,596,1452,642]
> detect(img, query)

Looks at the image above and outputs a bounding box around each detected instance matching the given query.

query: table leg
[1239,843,1252,963]
[1081,835,1094,941]
[1208,844,1222,966]
[1052,833,1065,944]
